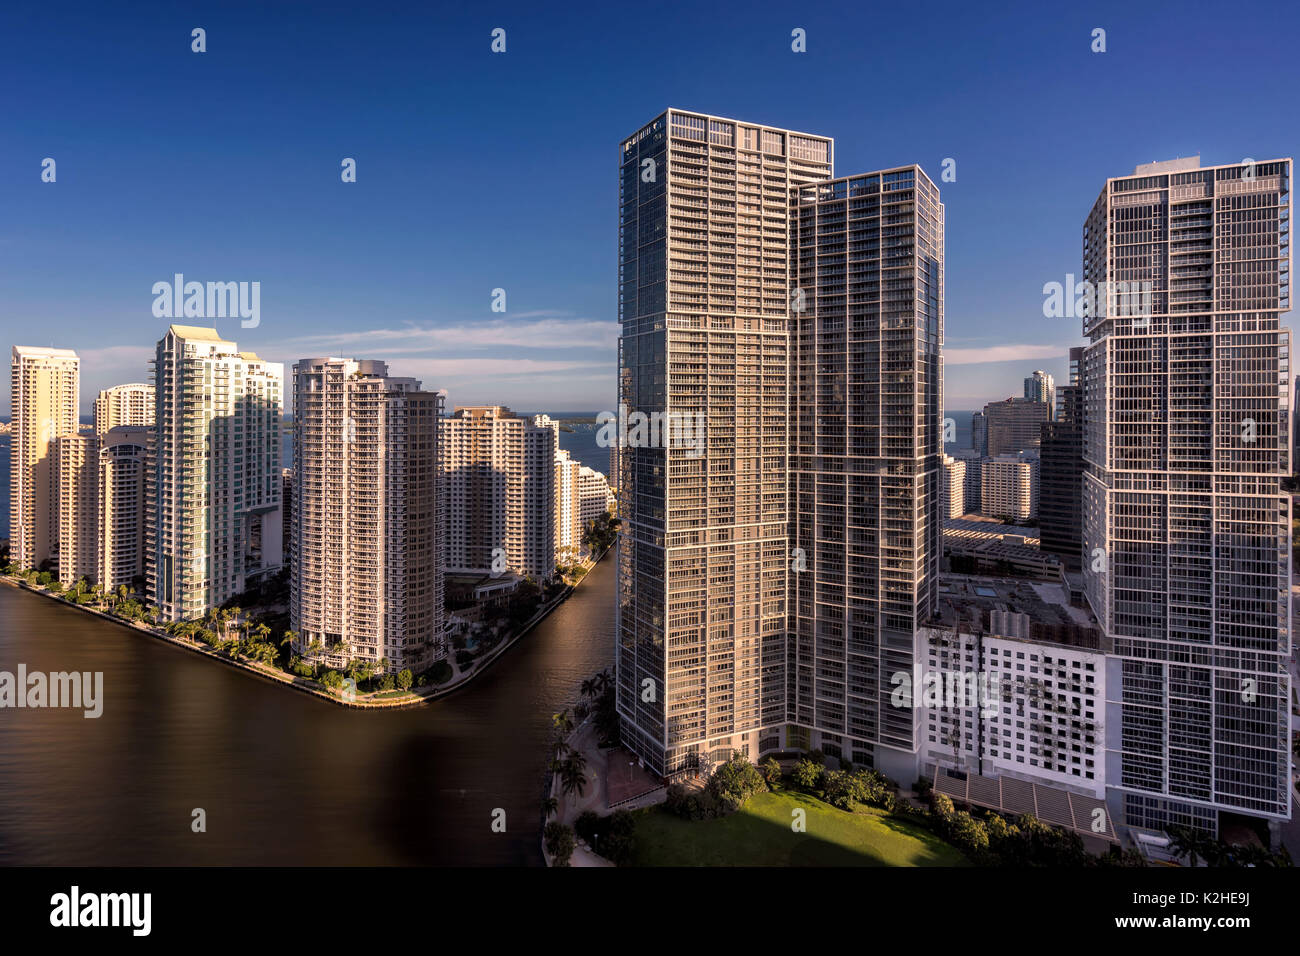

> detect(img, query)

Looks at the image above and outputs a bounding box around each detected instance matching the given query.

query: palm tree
[550,737,571,761]
[580,677,596,700]
[542,796,559,820]
[281,629,298,649]
[560,759,588,798]
[565,748,588,773]
[1166,825,1203,867]
[552,709,575,736]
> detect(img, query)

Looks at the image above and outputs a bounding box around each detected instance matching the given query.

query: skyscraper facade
[984,396,1048,456]
[1038,383,1083,570]
[1081,157,1293,837]
[789,167,943,778]
[93,383,155,435]
[97,425,152,591]
[1024,370,1056,419]
[290,358,445,674]
[55,433,98,587]
[151,326,283,622]
[971,410,988,457]
[441,406,556,580]
[615,110,833,776]
[10,346,79,571]
[980,455,1039,521]
[941,454,967,519]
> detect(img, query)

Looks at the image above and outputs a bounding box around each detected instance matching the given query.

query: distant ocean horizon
[0,409,976,538]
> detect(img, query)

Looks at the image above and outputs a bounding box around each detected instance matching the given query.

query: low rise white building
[920,575,1105,799]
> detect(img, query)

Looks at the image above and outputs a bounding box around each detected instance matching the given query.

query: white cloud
[261,317,618,356]
[944,344,1067,365]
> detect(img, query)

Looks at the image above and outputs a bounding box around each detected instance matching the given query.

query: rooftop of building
[168,324,228,342]
[450,405,517,419]
[943,516,1040,544]
[12,345,79,358]
[930,572,1101,651]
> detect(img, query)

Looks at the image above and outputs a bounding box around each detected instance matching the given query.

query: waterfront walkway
[0,549,607,710]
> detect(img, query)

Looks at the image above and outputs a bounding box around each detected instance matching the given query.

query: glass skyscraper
[614,110,941,781]
[1081,157,1293,838]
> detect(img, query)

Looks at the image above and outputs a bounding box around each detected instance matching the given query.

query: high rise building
[984,396,1048,456]
[981,455,1039,521]
[442,406,556,580]
[97,426,152,591]
[10,346,80,572]
[1081,156,1293,839]
[577,464,614,527]
[615,109,834,776]
[954,447,983,510]
[93,383,155,434]
[290,358,445,673]
[555,448,581,558]
[55,433,98,587]
[971,411,988,456]
[1038,383,1083,570]
[1024,370,1056,419]
[941,454,967,519]
[789,166,944,778]
[151,326,283,622]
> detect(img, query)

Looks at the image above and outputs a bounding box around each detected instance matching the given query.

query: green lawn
[630,789,969,867]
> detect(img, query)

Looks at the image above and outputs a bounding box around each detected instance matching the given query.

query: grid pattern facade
[441,406,556,580]
[290,359,445,673]
[615,110,834,776]
[981,457,1039,521]
[56,433,98,587]
[984,397,1049,457]
[1039,385,1083,569]
[1080,158,1293,829]
[789,167,944,761]
[941,455,967,519]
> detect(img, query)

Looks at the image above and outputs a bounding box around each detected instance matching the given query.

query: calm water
[0,556,615,865]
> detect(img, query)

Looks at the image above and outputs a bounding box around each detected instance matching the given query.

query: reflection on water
[0,557,614,865]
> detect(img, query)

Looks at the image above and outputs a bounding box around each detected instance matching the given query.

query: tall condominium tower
[151,326,283,622]
[941,454,967,519]
[555,448,581,557]
[55,433,99,587]
[1024,370,1056,418]
[290,358,445,674]
[1081,157,1293,838]
[615,109,833,776]
[10,346,79,571]
[98,426,152,590]
[984,396,1049,456]
[789,168,944,777]
[442,406,556,580]
[1038,383,1083,570]
[94,383,155,434]
[971,410,988,457]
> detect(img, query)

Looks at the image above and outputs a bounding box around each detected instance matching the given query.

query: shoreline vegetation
[1,541,613,710]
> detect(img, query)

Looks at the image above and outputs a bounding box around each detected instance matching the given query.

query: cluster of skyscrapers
[614,108,1292,843]
[10,332,612,676]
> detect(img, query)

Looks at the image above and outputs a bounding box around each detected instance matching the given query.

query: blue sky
[2,0,1295,415]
